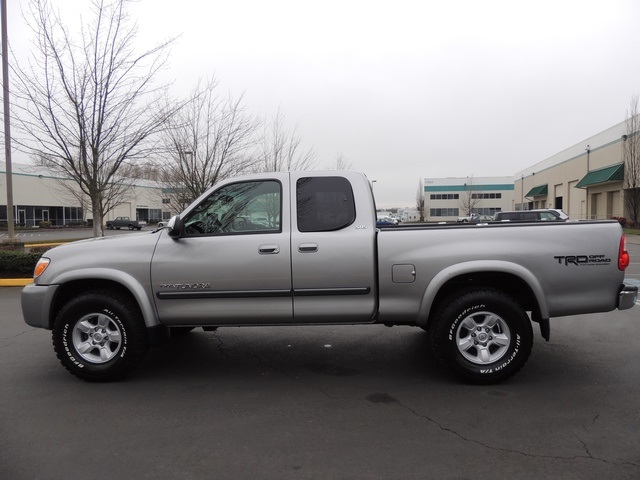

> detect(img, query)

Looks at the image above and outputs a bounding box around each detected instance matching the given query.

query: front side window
[296,177,356,232]
[182,181,281,236]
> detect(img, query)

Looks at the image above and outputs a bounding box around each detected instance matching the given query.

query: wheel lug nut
[483,343,487,347]
[471,333,476,337]
[474,341,479,345]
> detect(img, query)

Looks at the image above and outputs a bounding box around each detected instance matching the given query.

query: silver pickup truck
[22,171,637,383]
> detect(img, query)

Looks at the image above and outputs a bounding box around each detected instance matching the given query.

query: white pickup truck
[22,171,637,383]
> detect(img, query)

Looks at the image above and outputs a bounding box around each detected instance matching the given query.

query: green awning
[525,184,548,197]
[575,163,624,189]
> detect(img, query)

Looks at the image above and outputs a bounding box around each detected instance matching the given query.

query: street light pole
[2,0,16,243]
[585,145,590,219]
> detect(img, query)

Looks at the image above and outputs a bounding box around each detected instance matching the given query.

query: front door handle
[259,244,280,255]
[298,243,318,253]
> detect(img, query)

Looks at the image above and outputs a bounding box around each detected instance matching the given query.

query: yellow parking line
[0,279,32,287]
[26,242,65,248]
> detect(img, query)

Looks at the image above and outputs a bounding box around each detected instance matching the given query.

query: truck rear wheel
[430,288,533,384]
[52,290,148,382]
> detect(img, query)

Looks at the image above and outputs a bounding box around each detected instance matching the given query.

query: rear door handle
[258,244,280,255]
[298,243,318,253]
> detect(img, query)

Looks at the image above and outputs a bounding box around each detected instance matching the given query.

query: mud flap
[539,318,550,341]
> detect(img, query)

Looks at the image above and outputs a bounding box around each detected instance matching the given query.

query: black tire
[128,224,134,230]
[52,290,149,382]
[106,224,113,230]
[429,288,533,384]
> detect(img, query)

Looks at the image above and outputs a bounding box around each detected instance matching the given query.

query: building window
[471,193,502,199]
[430,194,459,200]
[472,207,502,215]
[430,208,459,217]
[162,198,171,204]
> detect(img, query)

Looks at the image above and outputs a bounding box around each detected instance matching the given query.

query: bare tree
[416,178,425,222]
[256,108,316,172]
[623,95,640,227]
[458,176,483,217]
[160,78,259,211]
[12,0,179,236]
[326,152,353,170]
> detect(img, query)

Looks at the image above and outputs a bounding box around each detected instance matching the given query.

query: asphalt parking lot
[1,284,639,479]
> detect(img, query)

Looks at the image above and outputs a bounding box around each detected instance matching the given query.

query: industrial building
[423,176,515,222]
[425,117,638,222]
[0,161,168,227]
[514,120,631,220]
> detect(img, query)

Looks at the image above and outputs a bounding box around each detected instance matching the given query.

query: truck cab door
[151,177,293,326]
[290,173,378,323]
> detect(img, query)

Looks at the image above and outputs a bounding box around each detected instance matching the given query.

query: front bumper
[21,283,59,329]
[618,283,638,310]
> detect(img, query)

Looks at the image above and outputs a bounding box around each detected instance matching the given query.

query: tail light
[618,235,630,271]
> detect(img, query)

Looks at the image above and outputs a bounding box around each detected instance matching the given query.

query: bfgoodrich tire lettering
[430,288,533,384]
[52,290,148,382]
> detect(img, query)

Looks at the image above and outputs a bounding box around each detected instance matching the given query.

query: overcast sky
[7,0,640,207]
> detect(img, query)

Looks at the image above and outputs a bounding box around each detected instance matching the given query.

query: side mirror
[167,215,182,239]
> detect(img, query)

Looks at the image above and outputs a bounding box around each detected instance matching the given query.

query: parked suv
[494,209,567,222]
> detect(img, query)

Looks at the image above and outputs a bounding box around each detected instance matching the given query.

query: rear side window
[296,177,356,232]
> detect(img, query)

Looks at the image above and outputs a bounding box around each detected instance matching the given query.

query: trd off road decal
[553,255,611,266]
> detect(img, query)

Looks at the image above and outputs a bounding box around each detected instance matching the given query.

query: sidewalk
[626,233,640,245]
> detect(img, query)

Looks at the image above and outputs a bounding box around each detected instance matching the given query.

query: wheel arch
[46,270,158,330]
[417,261,548,330]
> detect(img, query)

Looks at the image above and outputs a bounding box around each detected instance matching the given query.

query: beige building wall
[515,121,628,220]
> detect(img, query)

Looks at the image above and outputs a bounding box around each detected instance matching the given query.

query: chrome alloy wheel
[455,311,511,365]
[72,313,123,363]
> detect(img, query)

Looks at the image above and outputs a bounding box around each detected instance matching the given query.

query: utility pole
[1,0,16,243]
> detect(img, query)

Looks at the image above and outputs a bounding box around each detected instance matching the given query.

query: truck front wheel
[430,288,533,384]
[52,290,149,382]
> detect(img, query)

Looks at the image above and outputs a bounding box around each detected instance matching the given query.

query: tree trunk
[92,202,103,237]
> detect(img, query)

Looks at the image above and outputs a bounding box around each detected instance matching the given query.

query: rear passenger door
[290,174,378,323]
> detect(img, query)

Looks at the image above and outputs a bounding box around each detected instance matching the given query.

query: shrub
[29,245,56,255]
[38,221,52,228]
[611,216,627,227]
[0,250,41,278]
